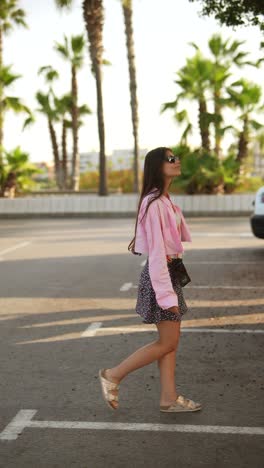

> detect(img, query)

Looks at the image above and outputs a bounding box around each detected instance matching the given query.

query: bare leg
[157,321,181,406]
[104,320,180,408]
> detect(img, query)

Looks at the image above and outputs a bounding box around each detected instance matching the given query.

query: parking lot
[0,217,263,467]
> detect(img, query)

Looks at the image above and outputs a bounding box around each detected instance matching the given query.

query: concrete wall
[0,193,255,217]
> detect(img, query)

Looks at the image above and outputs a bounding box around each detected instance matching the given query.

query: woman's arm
[144,199,178,310]
[173,204,192,242]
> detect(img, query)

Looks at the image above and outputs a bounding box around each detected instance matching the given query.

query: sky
[4,0,264,162]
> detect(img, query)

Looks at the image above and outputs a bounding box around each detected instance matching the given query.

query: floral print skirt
[135,257,189,324]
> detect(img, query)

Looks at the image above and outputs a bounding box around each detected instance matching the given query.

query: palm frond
[54,0,73,10]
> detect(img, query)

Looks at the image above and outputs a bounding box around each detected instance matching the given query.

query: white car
[250,186,264,238]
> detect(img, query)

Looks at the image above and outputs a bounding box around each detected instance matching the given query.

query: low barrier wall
[0,193,255,217]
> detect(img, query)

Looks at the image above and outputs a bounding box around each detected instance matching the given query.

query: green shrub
[79,144,263,194]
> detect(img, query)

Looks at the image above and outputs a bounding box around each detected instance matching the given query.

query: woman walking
[99,147,202,413]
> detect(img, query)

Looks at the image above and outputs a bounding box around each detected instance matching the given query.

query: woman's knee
[159,341,177,353]
[156,320,180,353]
[156,336,178,354]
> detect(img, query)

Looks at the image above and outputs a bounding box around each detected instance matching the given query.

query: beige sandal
[160,394,202,412]
[99,368,120,410]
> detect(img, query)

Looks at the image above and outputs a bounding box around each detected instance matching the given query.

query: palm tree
[54,93,92,188]
[36,91,63,189]
[161,100,193,146]
[54,93,73,189]
[37,63,91,189]
[161,51,214,151]
[0,63,32,183]
[36,89,91,190]
[55,0,107,195]
[121,0,139,193]
[189,34,261,159]
[206,34,257,158]
[173,109,193,146]
[226,79,264,173]
[0,146,40,197]
[37,65,63,188]
[0,0,27,67]
[82,0,106,195]
[54,34,87,191]
[0,0,28,165]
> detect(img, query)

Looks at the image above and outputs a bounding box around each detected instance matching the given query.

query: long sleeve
[172,204,192,242]
[144,199,178,310]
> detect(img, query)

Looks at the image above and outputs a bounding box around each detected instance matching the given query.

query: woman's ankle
[160,392,178,404]
[105,368,122,384]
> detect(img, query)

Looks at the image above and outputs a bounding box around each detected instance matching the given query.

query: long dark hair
[128,146,172,255]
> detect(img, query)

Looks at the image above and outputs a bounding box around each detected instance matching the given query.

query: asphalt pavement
[0,217,263,468]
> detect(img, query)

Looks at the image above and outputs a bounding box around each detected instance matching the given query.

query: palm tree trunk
[214,88,222,158]
[94,62,107,194]
[199,98,210,151]
[0,26,4,166]
[237,116,248,174]
[48,119,63,189]
[62,118,68,189]
[2,171,16,198]
[122,0,140,193]
[71,64,80,191]
[82,0,107,195]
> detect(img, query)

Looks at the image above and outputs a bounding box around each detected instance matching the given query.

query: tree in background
[36,64,91,190]
[161,34,263,162]
[226,79,264,174]
[161,51,214,151]
[191,34,257,158]
[54,93,73,189]
[185,1,264,189]
[55,0,108,195]
[0,64,32,156]
[54,34,87,191]
[121,0,140,193]
[0,0,33,195]
[54,92,91,188]
[0,0,28,165]
[82,0,107,195]
[0,146,40,197]
[0,65,33,194]
[36,90,64,189]
[160,32,264,194]
[37,66,63,189]
[189,0,264,30]
[0,0,27,59]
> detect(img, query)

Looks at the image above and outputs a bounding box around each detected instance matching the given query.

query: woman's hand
[167,305,180,314]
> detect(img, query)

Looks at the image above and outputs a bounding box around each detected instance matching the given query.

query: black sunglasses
[164,155,180,163]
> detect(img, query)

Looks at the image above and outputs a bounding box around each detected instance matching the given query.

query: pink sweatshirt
[134,188,192,310]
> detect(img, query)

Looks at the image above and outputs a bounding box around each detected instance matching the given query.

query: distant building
[79,151,102,173]
[252,146,264,177]
[35,149,149,179]
[32,161,54,181]
[79,149,148,172]
[110,149,147,170]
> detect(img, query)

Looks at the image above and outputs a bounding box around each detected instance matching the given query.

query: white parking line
[140,260,263,266]
[186,286,264,289]
[120,282,137,291]
[181,328,264,334]
[81,322,102,337]
[186,261,263,265]
[92,326,264,335]
[121,283,264,291]
[120,282,133,291]
[191,232,253,237]
[1,409,263,440]
[0,241,31,256]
